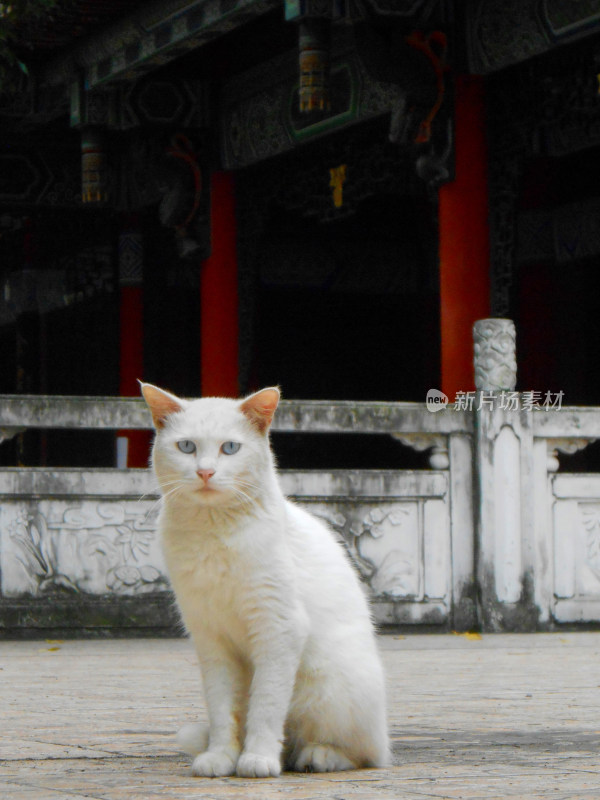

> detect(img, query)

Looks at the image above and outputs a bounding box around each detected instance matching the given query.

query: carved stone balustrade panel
[552,475,600,623]
[2,499,166,598]
[282,469,451,626]
[0,466,457,632]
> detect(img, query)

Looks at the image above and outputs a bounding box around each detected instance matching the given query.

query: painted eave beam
[41,0,281,92]
[466,0,600,74]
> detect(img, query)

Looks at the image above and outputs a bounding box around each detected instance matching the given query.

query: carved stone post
[473,318,517,391]
[473,318,540,630]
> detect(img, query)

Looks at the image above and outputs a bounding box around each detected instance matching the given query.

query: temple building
[1,0,600,467]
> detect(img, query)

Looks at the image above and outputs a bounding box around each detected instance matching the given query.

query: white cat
[141,383,390,778]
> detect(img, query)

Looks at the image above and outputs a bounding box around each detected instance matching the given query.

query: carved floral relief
[1,500,167,598]
[580,504,600,589]
[2,494,449,606]
[309,500,428,600]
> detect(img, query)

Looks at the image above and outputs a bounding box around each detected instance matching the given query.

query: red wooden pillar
[200,171,239,397]
[439,75,491,401]
[118,222,150,467]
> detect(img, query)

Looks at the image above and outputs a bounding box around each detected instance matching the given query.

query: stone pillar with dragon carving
[473,318,517,392]
[473,317,543,630]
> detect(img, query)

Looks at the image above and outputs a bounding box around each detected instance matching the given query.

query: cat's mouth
[195,482,224,501]
[192,484,231,507]
[195,477,217,490]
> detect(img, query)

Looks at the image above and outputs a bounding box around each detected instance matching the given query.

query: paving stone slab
[2,633,600,799]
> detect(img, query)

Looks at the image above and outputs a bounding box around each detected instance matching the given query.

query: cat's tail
[176,722,209,756]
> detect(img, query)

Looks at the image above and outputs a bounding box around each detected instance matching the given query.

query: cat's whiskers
[138,478,182,504]
[229,485,264,513]
[229,477,261,496]
[145,479,194,514]
[162,480,195,499]
[218,475,261,502]
[230,486,256,505]
[235,477,261,490]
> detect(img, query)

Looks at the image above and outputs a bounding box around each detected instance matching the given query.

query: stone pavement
[1,632,600,800]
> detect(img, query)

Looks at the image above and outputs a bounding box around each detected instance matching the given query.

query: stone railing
[2,318,600,635]
[0,394,475,636]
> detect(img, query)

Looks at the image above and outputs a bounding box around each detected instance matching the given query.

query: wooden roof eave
[465,0,600,75]
[39,0,280,93]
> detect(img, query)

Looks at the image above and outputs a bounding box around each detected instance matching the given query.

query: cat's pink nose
[196,468,215,485]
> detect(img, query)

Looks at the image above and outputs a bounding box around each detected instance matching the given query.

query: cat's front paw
[236,751,281,778]
[191,750,237,777]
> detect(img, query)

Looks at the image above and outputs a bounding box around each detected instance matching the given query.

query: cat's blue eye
[177,440,196,454]
[221,441,241,455]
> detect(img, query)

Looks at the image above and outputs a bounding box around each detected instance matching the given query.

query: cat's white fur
[141,383,390,778]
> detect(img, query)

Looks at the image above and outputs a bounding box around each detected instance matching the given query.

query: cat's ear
[240,387,280,434]
[139,382,187,429]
